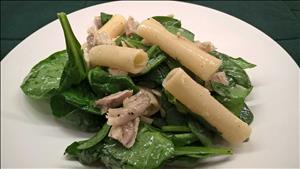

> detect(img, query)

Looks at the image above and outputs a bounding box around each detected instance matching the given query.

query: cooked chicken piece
[210,71,229,86]
[107,92,150,126]
[150,89,161,97]
[124,89,159,116]
[194,41,216,52]
[86,30,114,50]
[108,68,128,76]
[94,16,102,29]
[125,16,139,36]
[142,90,160,116]
[95,90,133,113]
[108,117,140,148]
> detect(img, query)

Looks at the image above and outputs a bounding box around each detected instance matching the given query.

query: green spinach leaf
[78,123,111,150]
[160,91,186,125]
[187,118,212,146]
[100,12,113,25]
[57,12,87,89]
[88,67,139,97]
[140,45,167,75]
[211,82,252,99]
[21,50,68,99]
[50,95,104,132]
[115,34,149,51]
[152,16,181,27]
[214,95,254,124]
[210,51,252,88]
[166,133,198,146]
[239,104,254,124]
[101,124,174,169]
[161,125,191,133]
[58,81,102,114]
[229,57,256,69]
[174,146,232,157]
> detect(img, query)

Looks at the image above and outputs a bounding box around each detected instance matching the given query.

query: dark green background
[1,1,300,66]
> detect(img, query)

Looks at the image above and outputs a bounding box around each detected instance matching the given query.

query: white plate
[1,1,299,168]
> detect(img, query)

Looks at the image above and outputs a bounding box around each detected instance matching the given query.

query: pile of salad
[21,12,256,169]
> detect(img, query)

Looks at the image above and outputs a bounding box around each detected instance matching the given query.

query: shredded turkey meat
[125,16,139,36]
[210,71,229,86]
[108,68,128,76]
[95,90,133,113]
[108,117,140,148]
[94,16,102,29]
[106,89,160,148]
[107,91,151,126]
[194,41,216,52]
[86,31,114,50]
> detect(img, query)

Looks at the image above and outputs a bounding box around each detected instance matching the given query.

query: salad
[21,12,256,169]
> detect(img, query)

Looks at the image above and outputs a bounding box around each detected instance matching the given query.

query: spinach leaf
[239,104,254,124]
[210,51,252,88]
[166,133,198,146]
[65,141,82,157]
[115,34,149,51]
[163,90,189,114]
[152,16,181,27]
[211,82,252,99]
[214,95,244,115]
[88,67,139,97]
[140,45,167,75]
[100,12,113,25]
[160,91,186,125]
[174,146,232,157]
[214,95,254,124]
[135,62,170,88]
[65,141,104,165]
[167,156,200,168]
[22,13,87,99]
[187,118,212,146]
[101,125,174,169]
[21,50,68,99]
[229,57,256,69]
[161,125,191,133]
[58,81,102,114]
[50,95,104,132]
[78,123,111,150]
[57,12,87,89]
[152,117,168,128]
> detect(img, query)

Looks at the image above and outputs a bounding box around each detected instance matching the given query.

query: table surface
[1,1,300,66]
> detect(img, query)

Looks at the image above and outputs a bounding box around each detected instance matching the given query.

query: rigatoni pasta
[137,18,222,81]
[163,68,251,144]
[98,14,126,38]
[89,45,148,74]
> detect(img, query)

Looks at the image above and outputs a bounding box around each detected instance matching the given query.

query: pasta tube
[98,14,126,38]
[137,18,221,81]
[163,68,251,144]
[89,45,148,74]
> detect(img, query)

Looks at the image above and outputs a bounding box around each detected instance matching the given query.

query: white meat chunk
[94,16,102,29]
[86,27,114,50]
[107,91,150,126]
[108,68,128,76]
[95,90,133,113]
[194,40,216,52]
[125,16,139,36]
[108,117,140,148]
[210,71,229,86]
